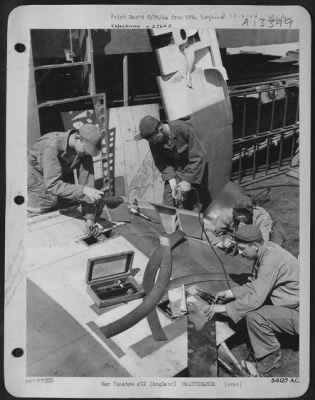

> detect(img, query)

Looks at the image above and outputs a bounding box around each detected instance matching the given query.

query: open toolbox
[85,250,145,308]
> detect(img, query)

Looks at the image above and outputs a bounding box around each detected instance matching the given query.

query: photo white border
[5,4,311,398]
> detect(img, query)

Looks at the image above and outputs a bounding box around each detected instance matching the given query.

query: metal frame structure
[229,73,299,183]
[31,29,300,189]
[31,30,115,195]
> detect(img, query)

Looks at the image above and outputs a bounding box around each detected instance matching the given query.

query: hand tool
[128,199,160,223]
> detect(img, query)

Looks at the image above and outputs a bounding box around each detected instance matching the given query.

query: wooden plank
[108,104,164,202]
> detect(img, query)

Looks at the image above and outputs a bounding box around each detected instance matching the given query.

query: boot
[257,349,283,374]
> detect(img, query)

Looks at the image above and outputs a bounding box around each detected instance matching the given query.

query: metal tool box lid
[85,250,135,284]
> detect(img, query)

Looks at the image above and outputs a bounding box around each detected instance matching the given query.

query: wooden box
[85,251,144,308]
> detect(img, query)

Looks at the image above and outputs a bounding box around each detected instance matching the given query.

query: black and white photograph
[4,4,311,398]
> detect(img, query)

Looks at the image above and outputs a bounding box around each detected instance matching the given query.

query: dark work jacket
[149,120,207,184]
[27,130,96,218]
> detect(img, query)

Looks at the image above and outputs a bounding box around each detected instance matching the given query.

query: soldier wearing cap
[27,124,104,234]
[205,225,299,374]
[204,196,286,249]
[135,115,210,210]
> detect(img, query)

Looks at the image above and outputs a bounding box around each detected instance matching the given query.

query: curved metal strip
[142,230,185,341]
[142,247,166,341]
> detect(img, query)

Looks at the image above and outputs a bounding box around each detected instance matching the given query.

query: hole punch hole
[12,348,24,358]
[14,195,25,205]
[14,43,26,53]
[180,29,187,40]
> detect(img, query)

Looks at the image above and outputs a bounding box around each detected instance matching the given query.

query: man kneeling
[206,225,299,374]
[27,124,104,236]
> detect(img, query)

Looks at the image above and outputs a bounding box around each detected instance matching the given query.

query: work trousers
[246,305,299,359]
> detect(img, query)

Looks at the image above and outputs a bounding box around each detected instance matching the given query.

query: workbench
[26,205,251,377]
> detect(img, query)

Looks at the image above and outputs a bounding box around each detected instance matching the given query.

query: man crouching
[207,225,299,374]
[27,124,104,236]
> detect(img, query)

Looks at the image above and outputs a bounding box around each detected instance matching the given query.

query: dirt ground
[244,172,300,258]
[188,170,300,378]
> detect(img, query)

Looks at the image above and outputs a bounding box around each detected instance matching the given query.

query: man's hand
[177,180,191,193]
[86,219,102,238]
[203,304,227,320]
[83,186,103,203]
[169,178,178,200]
[214,289,235,303]
[215,235,235,249]
[172,180,191,205]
